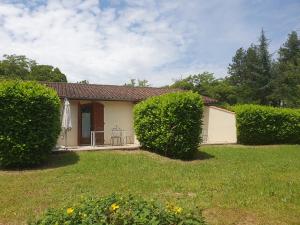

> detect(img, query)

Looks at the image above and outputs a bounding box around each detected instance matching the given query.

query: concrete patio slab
[53,144,140,152]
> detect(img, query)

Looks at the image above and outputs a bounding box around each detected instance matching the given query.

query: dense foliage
[232,104,300,145]
[0,80,61,167]
[30,194,206,225]
[171,30,300,108]
[0,54,67,82]
[170,72,237,105]
[228,30,300,107]
[269,31,300,107]
[134,92,203,159]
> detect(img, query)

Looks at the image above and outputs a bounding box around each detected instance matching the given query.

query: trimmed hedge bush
[30,194,206,225]
[232,104,300,145]
[134,91,203,159]
[0,80,61,168]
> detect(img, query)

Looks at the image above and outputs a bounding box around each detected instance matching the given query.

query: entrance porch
[57,99,138,147]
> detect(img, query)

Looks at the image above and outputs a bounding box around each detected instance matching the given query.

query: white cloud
[0,0,299,86]
[0,0,188,85]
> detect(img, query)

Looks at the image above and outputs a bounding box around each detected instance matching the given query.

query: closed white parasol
[61,98,72,150]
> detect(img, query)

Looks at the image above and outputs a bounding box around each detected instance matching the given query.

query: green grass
[1,145,300,225]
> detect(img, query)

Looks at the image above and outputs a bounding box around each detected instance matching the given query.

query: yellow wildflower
[110,203,120,212]
[166,203,183,214]
[67,207,74,215]
[174,206,182,214]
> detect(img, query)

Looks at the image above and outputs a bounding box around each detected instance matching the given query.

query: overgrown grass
[0,145,299,225]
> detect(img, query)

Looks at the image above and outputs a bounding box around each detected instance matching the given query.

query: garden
[0,146,299,225]
[1,80,300,225]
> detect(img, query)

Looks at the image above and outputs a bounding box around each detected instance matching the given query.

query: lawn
[0,145,299,225]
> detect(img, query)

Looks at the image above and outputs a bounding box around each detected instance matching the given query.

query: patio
[54,144,140,152]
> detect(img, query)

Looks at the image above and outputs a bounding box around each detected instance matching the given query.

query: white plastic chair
[111,127,122,146]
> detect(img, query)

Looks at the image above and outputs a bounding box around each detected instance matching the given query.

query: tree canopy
[171,72,236,104]
[0,54,67,82]
[170,30,300,108]
[269,31,300,107]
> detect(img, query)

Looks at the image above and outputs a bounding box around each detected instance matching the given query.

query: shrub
[134,91,203,159]
[0,80,60,168]
[30,194,206,225]
[232,104,300,145]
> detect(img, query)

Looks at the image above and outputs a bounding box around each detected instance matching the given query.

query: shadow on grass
[0,152,80,171]
[193,151,215,160]
[140,148,215,162]
[41,152,80,169]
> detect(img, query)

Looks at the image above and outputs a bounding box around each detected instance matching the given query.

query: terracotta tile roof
[43,82,217,104]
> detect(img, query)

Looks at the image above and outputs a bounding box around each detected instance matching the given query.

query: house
[44,82,237,147]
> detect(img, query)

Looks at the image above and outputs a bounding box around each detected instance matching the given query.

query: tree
[169,77,194,90]
[228,30,273,105]
[0,54,67,82]
[77,80,89,84]
[171,72,217,96]
[228,46,258,103]
[171,72,237,105]
[210,78,237,105]
[30,65,67,82]
[227,46,259,103]
[124,78,150,87]
[228,47,246,87]
[169,30,300,107]
[256,29,273,104]
[0,54,35,80]
[269,31,300,107]
[278,31,300,64]
[243,45,261,103]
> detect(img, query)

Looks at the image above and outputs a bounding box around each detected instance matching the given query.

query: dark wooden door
[92,102,104,145]
[78,102,104,145]
[79,103,92,145]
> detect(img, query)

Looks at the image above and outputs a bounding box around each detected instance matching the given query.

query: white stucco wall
[57,100,137,146]
[58,101,236,147]
[102,101,135,145]
[202,106,237,144]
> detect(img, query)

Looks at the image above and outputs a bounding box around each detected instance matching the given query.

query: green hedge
[30,194,206,225]
[134,91,203,159]
[0,80,61,168]
[232,104,300,145]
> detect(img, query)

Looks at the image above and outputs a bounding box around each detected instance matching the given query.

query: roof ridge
[41,81,176,90]
[42,82,218,104]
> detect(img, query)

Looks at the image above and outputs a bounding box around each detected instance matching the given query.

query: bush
[232,104,300,145]
[30,194,206,225]
[0,80,61,168]
[134,91,203,159]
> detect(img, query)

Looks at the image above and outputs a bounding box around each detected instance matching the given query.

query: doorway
[78,102,104,145]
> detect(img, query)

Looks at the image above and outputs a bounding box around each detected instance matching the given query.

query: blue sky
[0,0,299,86]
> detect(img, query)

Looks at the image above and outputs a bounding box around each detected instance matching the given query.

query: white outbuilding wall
[202,106,237,144]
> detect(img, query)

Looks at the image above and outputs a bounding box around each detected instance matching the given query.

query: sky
[0,0,299,86]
